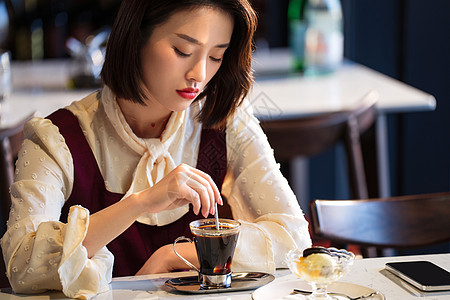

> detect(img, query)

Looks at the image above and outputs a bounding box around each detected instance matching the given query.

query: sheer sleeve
[222,101,312,272]
[0,117,113,299]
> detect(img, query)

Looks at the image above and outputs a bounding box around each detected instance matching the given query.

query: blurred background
[1,0,118,60]
[1,0,449,251]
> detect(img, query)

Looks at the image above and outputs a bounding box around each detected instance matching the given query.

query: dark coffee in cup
[173,218,241,288]
[193,223,239,275]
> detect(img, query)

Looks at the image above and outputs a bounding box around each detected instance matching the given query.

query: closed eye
[173,47,191,57]
[210,56,222,63]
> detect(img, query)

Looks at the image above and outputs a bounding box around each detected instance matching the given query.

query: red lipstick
[176,87,199,100]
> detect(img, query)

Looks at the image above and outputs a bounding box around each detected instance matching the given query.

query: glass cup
[286,247,355,299]
[0,50,12,103]
[173,218,240,289]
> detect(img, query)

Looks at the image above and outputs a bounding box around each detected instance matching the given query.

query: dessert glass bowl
[286,247,355,299]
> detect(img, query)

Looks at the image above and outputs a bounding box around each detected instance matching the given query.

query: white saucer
[252,279,385,300]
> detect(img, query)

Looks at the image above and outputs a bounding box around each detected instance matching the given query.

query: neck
[117,97,171,139]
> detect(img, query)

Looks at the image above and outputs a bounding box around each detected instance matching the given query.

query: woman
[1,0,311,298]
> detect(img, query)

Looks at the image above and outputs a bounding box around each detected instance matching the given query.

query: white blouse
[1,86,311,299]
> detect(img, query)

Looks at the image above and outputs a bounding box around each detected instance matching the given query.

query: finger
[188,189,201,216]
[185,177,212,218]
[167,189,201,215]
[183,166,216,204]
[172,172,202,215]
[189,167,223,206]
[183,188,202,215]
[175,164,219,215]
[181,165,218,214]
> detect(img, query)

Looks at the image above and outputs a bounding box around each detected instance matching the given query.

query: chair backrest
[310,191,450,252]
[259,91,378,199]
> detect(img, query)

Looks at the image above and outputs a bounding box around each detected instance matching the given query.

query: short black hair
[101,0,258,128]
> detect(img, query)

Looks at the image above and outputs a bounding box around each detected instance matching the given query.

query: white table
[0,253,448,299]
[3,53,437,200]
[0,89,91,127]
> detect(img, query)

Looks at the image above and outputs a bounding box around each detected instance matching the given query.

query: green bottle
[288,0,307,72]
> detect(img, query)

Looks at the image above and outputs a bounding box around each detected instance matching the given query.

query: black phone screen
[385,261,450,291]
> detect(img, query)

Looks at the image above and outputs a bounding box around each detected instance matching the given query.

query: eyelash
[210,56,222,63]
[173,47,222,63]
[174,47,190,57]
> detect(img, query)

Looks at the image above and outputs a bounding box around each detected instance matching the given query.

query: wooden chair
[310,191,450,257]
[0,112,35,288]
[259,91,378,200]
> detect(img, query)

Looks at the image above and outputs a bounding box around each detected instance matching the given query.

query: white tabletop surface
[249,57,436,120]
[0,89,92,128]
[0,253,448,299]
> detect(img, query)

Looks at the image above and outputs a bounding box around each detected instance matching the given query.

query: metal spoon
[292,289,380,299]
[214,202,219,230]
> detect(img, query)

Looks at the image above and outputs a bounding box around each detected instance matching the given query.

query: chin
[171,101,195,112]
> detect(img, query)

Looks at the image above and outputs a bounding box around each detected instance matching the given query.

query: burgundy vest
[47,109,230,277]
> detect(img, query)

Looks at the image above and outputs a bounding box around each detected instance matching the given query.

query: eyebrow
[175,33,229,48]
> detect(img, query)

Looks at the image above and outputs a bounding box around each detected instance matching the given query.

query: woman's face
[140,7,234,113]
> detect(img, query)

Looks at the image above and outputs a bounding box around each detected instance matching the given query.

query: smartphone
[385,261,450,292]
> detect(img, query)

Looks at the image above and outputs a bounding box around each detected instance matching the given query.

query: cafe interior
[0,0,449,299]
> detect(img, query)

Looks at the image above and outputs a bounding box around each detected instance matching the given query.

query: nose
[186,57,207,83]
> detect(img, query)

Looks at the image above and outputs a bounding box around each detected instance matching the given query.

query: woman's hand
[83,164,221,258]
[136,242,199,275]
[137,163,223,218]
